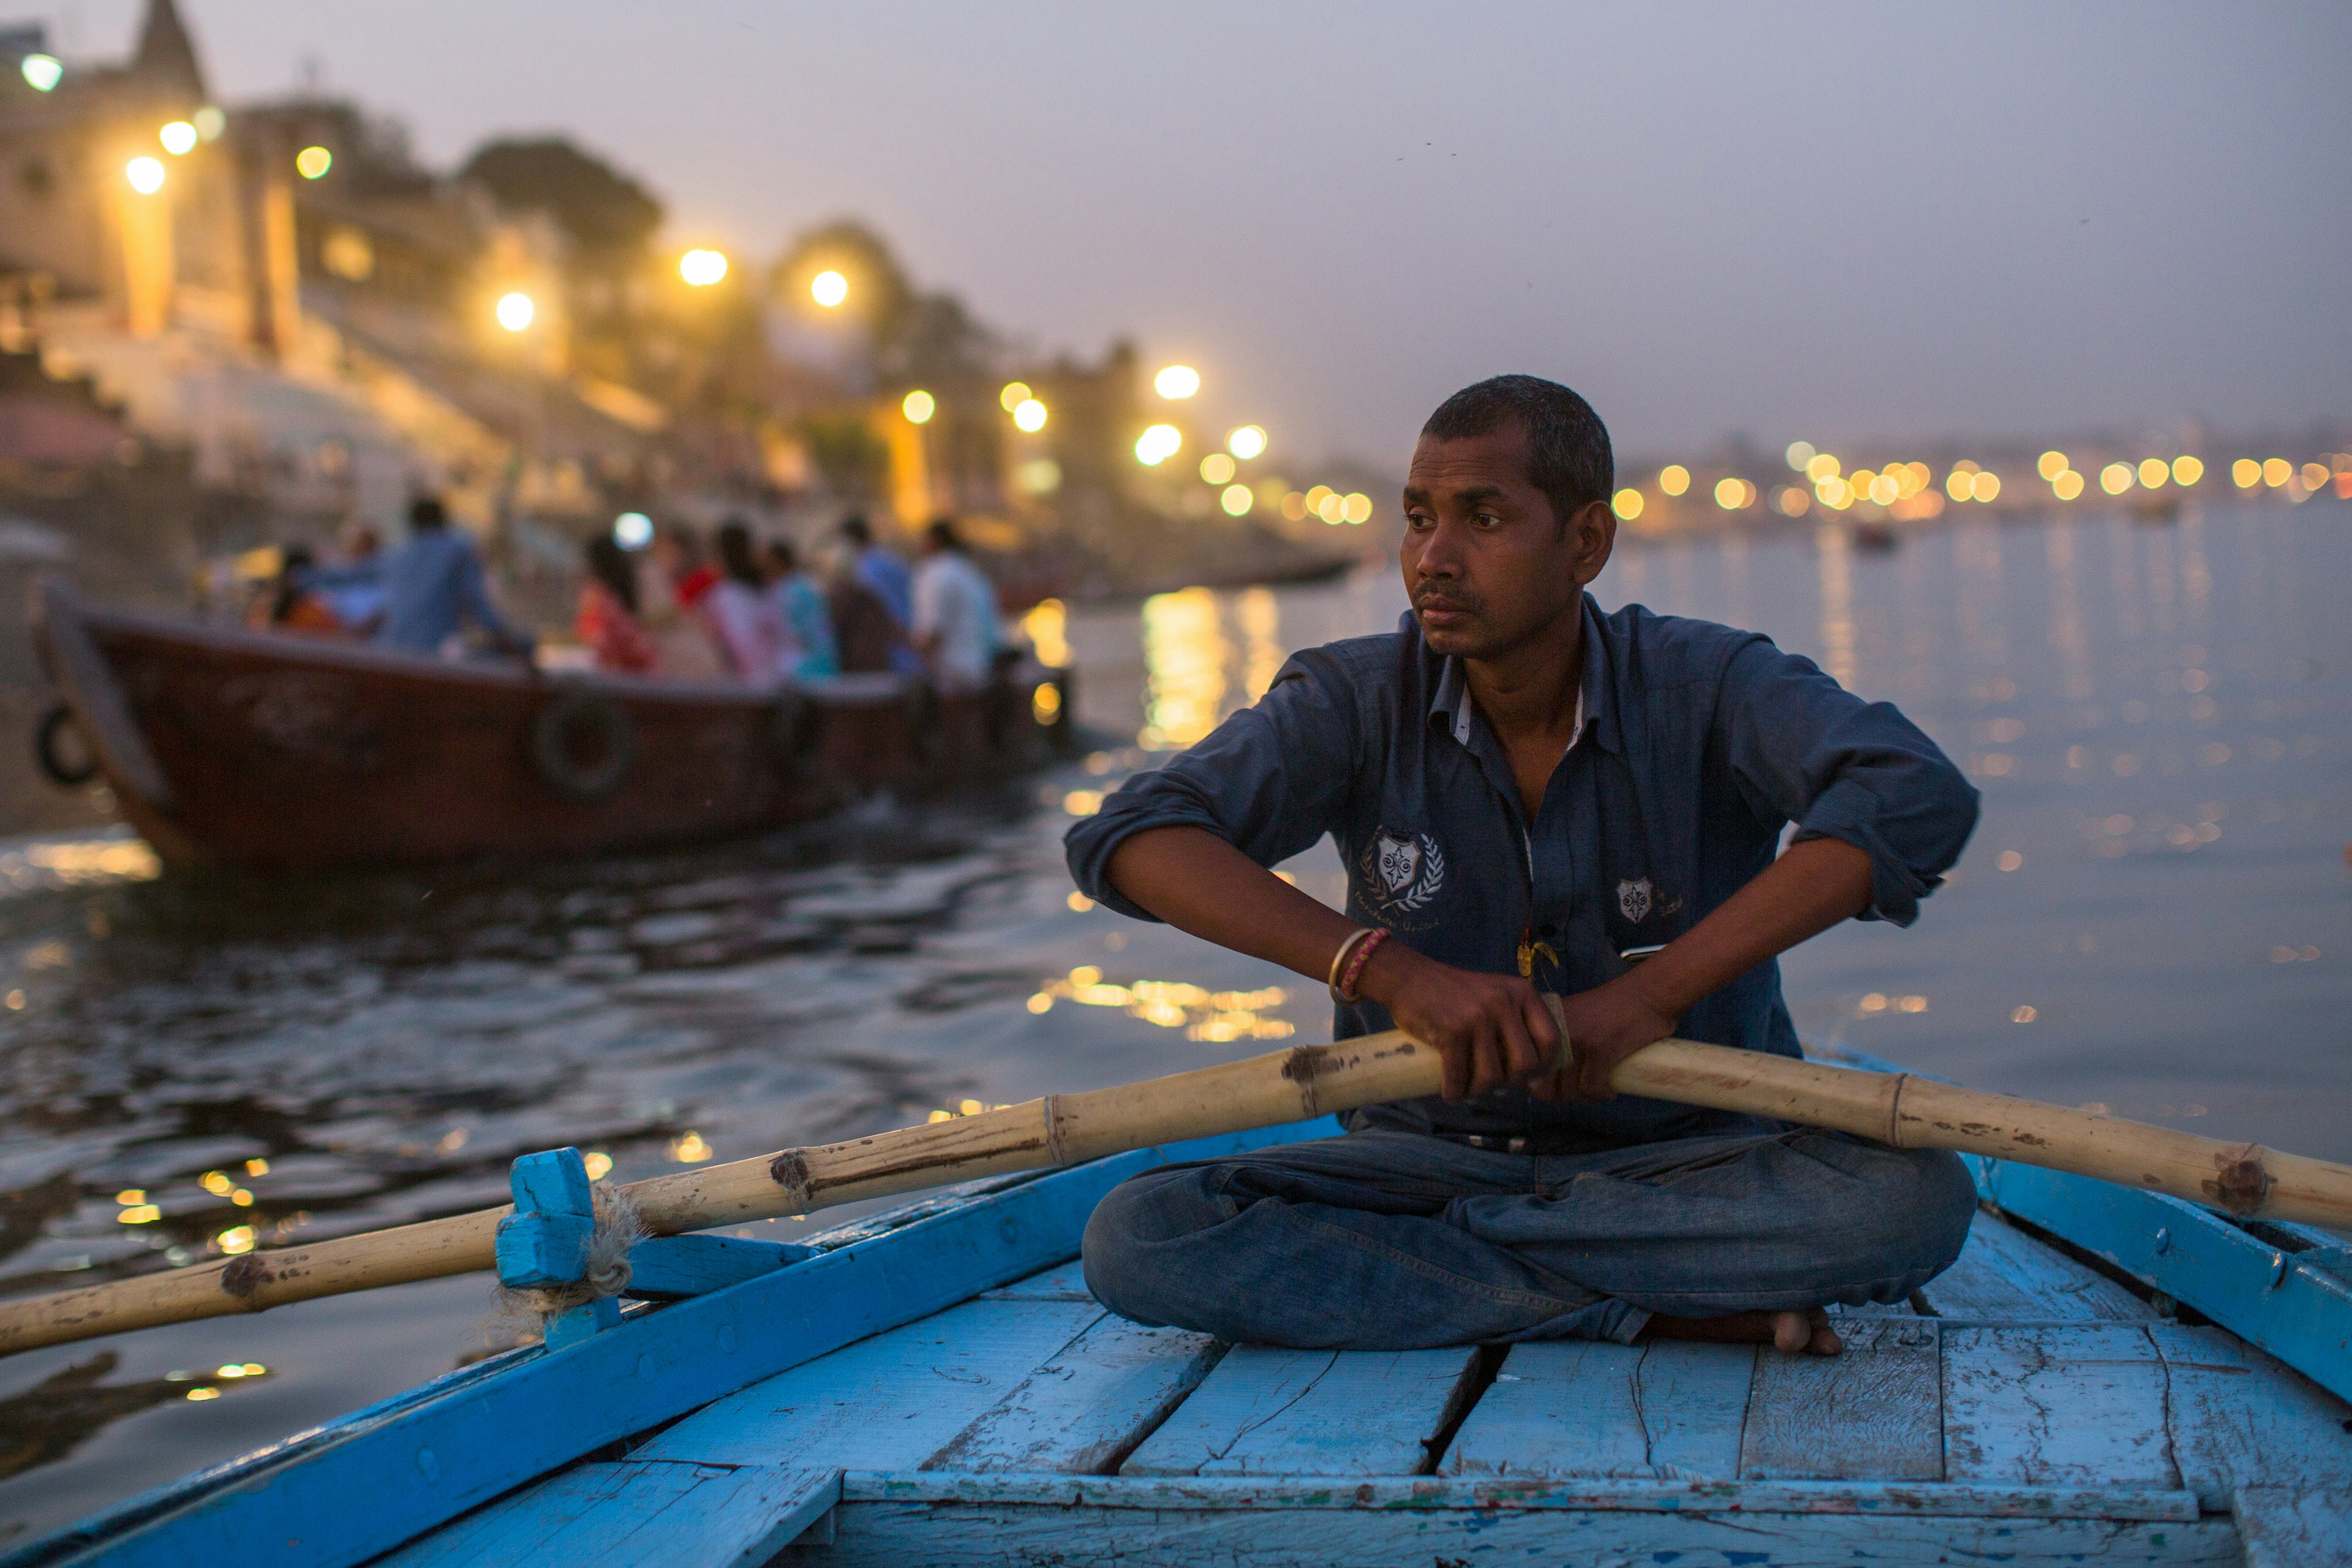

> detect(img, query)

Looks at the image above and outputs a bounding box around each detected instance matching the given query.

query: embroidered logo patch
[1359,829,1446,918]
[1617,877,1653,924]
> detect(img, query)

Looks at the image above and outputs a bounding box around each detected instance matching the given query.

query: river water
[1,497,2346,1539]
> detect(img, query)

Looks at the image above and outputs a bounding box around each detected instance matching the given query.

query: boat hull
[31,577,1067,871]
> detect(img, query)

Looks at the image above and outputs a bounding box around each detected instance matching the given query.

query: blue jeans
[1082,1126,1976,1349]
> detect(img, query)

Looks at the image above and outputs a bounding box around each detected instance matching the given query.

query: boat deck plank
[1121,1345,1482,1477]
[1921,1210,2154,1321]
[921,1318,1226,1474]
[2232,1485,2352,1567]
[632,1297,1104,1469]
[1738,1318,1943,1480]
[1943,1324,2180,1488]
[382,1461,837,1568]
[2153,1322,2352,1509]
[1444,1340,1753,1479]
[978,1259,1095,1302]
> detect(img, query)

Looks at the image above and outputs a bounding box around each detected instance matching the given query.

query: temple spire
[130,0,206,99]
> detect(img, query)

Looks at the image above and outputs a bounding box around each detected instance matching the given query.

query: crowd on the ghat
[252,502,1007,691]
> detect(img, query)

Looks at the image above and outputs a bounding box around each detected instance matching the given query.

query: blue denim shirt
[1065,595,1978,1152]
[376,529,531,655]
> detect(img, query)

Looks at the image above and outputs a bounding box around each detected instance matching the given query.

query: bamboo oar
[4,1031,2348,1357]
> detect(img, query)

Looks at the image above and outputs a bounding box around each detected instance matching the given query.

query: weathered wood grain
[807,1501,2237,1566]
[1445,1339,1753,1480]
[1921,1211,2153,1321]
[634,1297,1103,1469]
[383,1462,836,1567]
[1736,1317,1942,1481]
[1121,1345,1482,1477]
[2154,1322,2352,1508]
[1943,1324,2180,1488]
[2232,1485,2352,1567]
[976,1258,1093,1301]
[919,1317,1226,1474]
[846,1469,2203,1518]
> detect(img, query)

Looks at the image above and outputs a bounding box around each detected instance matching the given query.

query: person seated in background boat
[911,518,1004,694]
[763,538,840,680]
[251,545,343,637]
[302,523,388,637]
[825,545,908,675]
[637,524,727,680]
[1069,375,1981,1359]
[705,519,787,682]
[577,535,658,674]
[376,497,535,661]
[840,514,922,675]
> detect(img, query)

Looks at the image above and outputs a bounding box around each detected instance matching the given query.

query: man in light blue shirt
[376,499,534,658]
[840,514,921,676]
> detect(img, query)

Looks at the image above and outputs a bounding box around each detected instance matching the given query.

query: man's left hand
[1532,976,1679,1102]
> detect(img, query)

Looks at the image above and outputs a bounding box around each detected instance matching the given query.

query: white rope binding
[489,1183,646,1343]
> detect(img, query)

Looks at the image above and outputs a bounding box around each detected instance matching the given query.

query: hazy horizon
[23,2,2350,467]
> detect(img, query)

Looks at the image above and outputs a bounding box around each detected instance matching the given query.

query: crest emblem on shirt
[1617,877,1653,924]
[1359,829,1446,919]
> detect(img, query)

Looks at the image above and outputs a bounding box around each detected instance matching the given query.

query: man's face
[1400,422,1614,660]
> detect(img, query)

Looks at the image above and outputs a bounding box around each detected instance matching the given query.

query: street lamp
[20,54,61,92]
[1227,425,1267,460]
[1135,424,1182,466]
[496,292,535,332]
[1153,365,1200,399]
[902,390,937,424]
[295,146,333,179]
[1012,398,1048,432]
[679,249,728,286]
[159,121,198,156]
[810,270,848,308]
[124,157,166,195]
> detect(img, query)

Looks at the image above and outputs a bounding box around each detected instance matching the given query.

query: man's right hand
[1356,941,1561,1101]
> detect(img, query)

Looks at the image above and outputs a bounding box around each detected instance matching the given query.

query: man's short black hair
[409,496,448,530]
[839,514,872,545]
[1420,375,1613,530]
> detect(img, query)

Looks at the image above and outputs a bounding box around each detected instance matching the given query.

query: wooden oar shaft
[2,1033,2346,1357]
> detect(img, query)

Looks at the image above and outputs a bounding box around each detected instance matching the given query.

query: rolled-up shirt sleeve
[1718,640,1978,926]
[1065,650,1361,921]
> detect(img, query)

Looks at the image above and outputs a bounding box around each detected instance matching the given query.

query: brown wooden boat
[29,576,1073,872]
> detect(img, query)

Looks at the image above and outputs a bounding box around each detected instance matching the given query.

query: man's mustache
[1414,587,1482,614]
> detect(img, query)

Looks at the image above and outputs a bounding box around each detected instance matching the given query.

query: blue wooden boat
[10,1046,2351,1567]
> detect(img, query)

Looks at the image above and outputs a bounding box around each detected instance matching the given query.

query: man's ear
[1569,499,1616,587]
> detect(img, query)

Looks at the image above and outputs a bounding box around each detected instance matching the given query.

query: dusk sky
[32,2,2352,465]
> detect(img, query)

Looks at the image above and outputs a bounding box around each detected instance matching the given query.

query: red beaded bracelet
[1332,927,1390,1003]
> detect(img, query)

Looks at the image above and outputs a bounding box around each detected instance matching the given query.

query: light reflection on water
[0,500,2348,1536]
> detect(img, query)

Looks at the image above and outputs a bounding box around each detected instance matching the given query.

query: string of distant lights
[1610,439,2351,522]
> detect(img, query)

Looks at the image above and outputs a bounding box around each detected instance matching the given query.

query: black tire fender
[530,688,636,801]
[34,703,98,787]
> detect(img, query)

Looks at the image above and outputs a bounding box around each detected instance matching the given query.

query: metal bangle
[1326,927,1375,1002]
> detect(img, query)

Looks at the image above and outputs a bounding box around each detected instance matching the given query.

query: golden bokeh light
[1945,469,1976,502]
[194,106,225,140]
[124,156,165,194]
[20,53,62,91]
[1134,424,1182,465]
[295,145,333,180]
[1815,475,1853,509]
[1975,472,2000,502]
[2171,454,2203,486]
[1153,365,1200,399]
[810,270,848,307]
[678,249,728,286]
[999,381,1031,412]
[1200,453,1236,484]
[1227,425,1268,460]
[1341,492,1373,524]
[159,121,198,156]
[1012,397,1049,432]
[1784,440,1815,471]
[2233,458,2261,488]
[2101,462,2134,495]
[1714,477,1752,510]
[2302,462,2329,490]
[1221,483,1254,516]
[1316,492,1347,524]
[1659,465,1690,497]
[901,389,935,424]
[2262,458,2290,487]
[2138,457,2169,489]
[495,292,534,332]
[2052,470,2085,500]
[1611,488,1645,521]
[1868,473,1898,506]
[1804,453,1841,483]
[2037,451,2068,481]
[1775,485,1812,517]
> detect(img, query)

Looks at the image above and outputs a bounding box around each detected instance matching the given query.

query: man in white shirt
[910,518,1002,693]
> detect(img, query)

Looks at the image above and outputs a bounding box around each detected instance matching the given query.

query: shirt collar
[1425,595,1613,753]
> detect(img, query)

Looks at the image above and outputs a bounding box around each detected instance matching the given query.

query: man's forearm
[1104,826,1359,982]
[1624,837,1872,1019]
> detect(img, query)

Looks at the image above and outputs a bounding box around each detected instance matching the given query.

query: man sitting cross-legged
[1067,375,1980,1356]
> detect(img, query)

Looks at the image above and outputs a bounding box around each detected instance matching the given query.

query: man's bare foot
[1642,1307,1843,1356]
